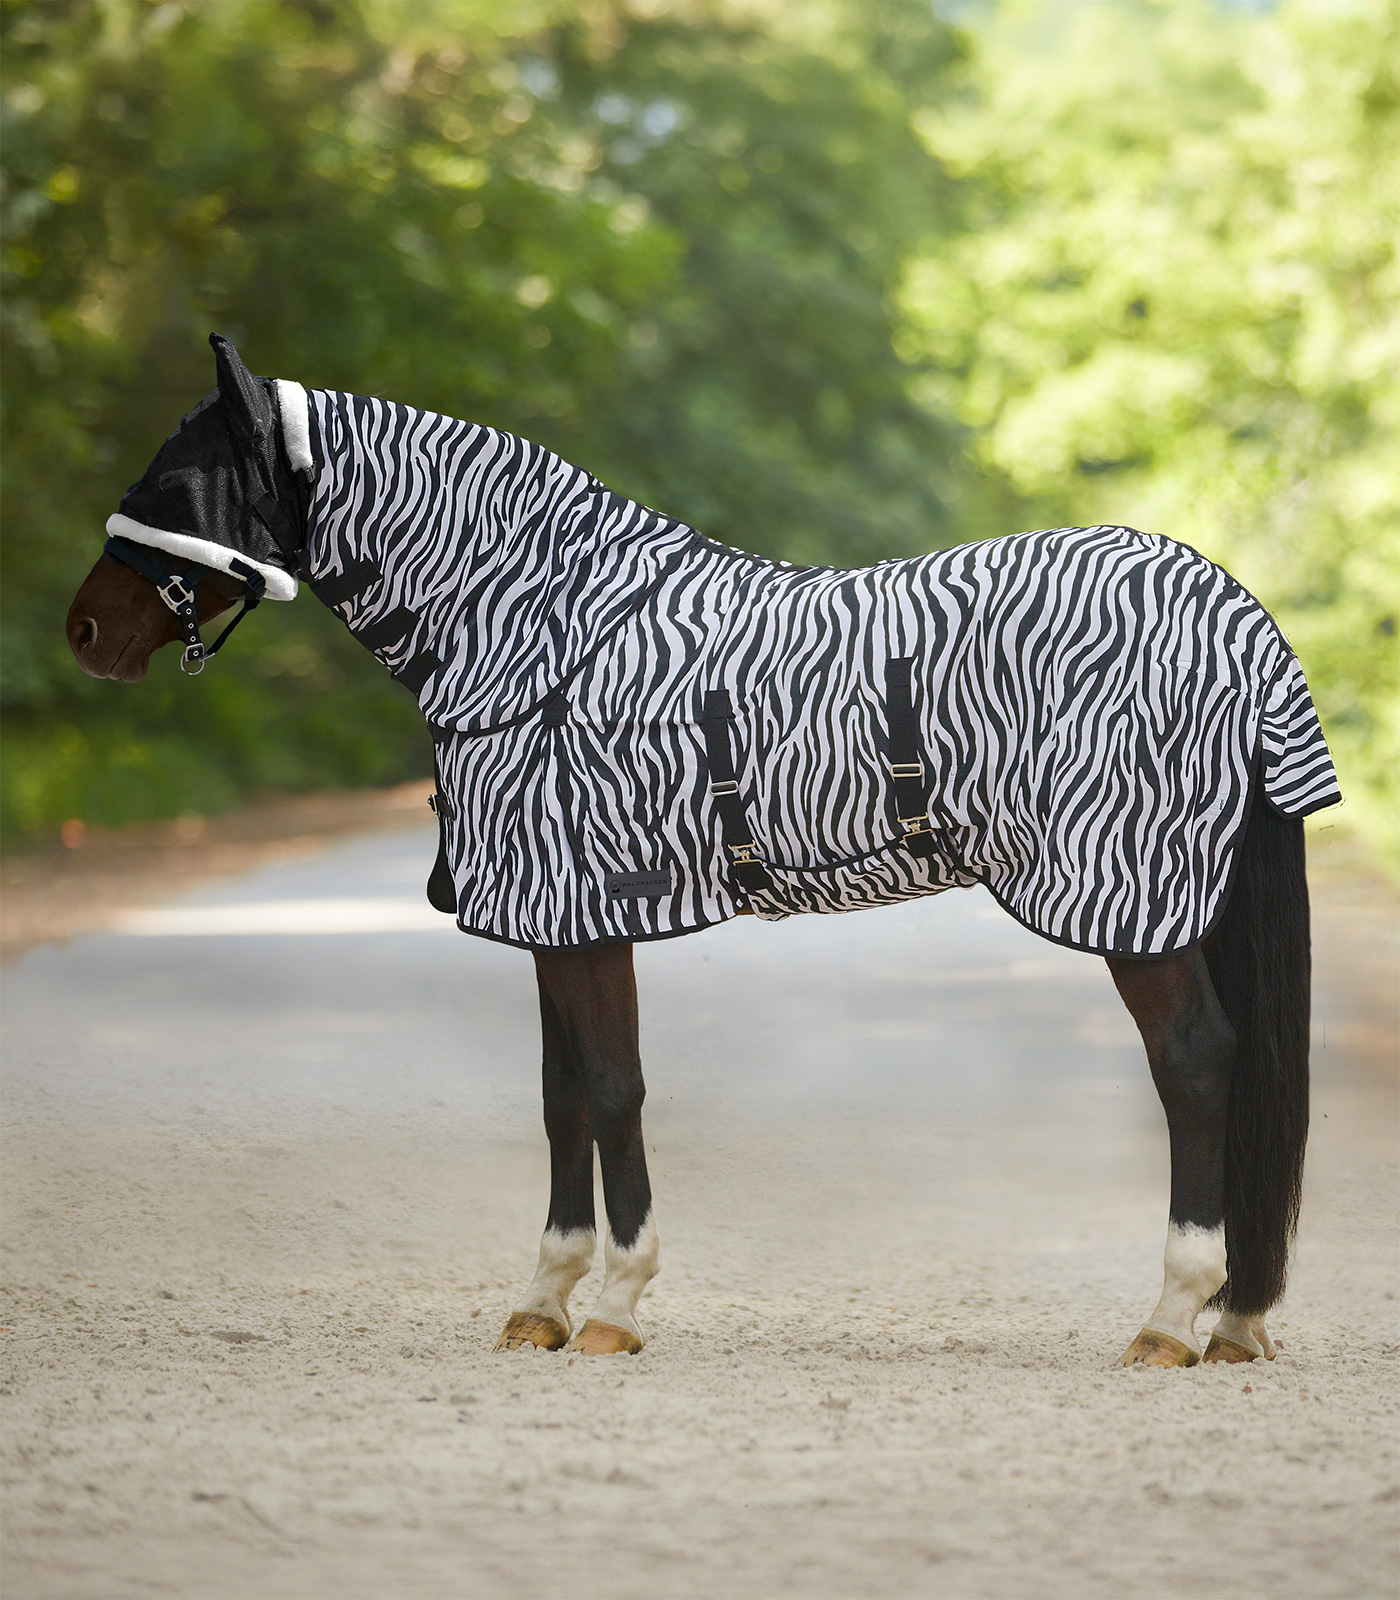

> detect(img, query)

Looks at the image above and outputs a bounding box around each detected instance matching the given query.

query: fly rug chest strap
[308,558,446,697]
[699,689,774,900]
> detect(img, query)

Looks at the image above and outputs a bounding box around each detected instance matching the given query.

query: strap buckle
[899,815,932,837]
[889,761,924,780]
[710,780,739,797]
[158,575,195,612]
[727,841,763,864]
[179,644,207,676]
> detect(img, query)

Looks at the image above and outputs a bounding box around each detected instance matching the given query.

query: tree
[1,0,964,839]
[903,0,1400,864]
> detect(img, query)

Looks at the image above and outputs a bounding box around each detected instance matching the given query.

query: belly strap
[699,689,774,900]
[884,657,938,861]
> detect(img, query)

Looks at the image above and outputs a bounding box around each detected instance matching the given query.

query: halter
[103,534,268,675]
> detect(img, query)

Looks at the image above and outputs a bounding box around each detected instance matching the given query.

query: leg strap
[425,790,457,914]
[699,690,773,899]
[884,657,938,861]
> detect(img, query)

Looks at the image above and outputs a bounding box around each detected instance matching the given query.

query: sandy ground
[1,815,1396,1599]
[0,783,434,963]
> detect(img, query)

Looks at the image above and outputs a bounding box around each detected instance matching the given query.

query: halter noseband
[103,535,268,675]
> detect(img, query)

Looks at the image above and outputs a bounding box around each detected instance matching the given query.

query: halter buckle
[179,644,207,676]
[158,574,195,612]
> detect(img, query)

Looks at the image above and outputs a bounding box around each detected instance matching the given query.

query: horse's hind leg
[495,970,598,1351]
[535,942,659,1355]
[1108,946,1235,1368]
[1204,1309,1278,1362]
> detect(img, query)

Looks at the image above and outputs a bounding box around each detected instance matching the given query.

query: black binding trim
[884,656,938,860]
[699,689,773,898]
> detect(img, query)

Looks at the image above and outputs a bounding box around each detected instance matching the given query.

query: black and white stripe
[301,388,1340,956]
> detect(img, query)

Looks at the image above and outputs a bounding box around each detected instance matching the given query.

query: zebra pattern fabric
[301,387,1340,956]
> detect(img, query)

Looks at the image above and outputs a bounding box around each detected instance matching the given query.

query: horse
[64,334,1338,1366]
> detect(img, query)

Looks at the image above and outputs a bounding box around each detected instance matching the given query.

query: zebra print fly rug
[108,362,1341,957]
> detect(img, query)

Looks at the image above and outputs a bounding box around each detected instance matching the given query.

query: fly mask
[103,333,313,671]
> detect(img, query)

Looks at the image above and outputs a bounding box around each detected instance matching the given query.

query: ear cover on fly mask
[106,333,310,600]
[211,331,277,445]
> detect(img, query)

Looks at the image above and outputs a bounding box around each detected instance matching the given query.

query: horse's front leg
[535,941,659,1355]
[1109,946,1235,1368]
[495,970,598,1351]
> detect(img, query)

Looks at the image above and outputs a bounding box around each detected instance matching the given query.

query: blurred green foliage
[1,0,967,840]
[904,0,1399,864]
[2,0,1395,866]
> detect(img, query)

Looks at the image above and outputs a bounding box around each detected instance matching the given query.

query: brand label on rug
[604,869,673,901]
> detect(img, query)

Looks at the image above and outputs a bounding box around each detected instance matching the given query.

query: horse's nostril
[71,617,98,655]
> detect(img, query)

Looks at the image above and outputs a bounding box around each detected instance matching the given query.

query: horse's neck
[304,389,696,727]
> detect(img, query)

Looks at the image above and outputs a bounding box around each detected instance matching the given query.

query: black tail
[1203,786,1311,1315]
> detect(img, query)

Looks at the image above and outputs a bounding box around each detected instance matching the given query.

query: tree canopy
[903,0,1399,859]
[2,0,966,838]
[3,0,1394,867]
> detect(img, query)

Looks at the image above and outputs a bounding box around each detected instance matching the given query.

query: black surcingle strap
[699,689,773,899]
[884,656,938,860]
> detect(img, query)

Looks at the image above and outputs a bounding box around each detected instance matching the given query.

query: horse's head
[66,551,245,682]
[64,333,311,681]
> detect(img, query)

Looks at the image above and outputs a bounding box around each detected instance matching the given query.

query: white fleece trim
[273,378,314,475]
[105,513,299,601]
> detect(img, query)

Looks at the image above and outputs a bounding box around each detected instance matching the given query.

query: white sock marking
[512,1226,595,1332]
[1143,1222,1227,1353]
[1210,1309,1277,1359]
[584,1212,660,1341]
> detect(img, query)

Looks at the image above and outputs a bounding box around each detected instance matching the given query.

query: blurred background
[2,0,1395,868]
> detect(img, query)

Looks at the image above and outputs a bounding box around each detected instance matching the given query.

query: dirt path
[1,813,1396,1599]
[1,783,434,963]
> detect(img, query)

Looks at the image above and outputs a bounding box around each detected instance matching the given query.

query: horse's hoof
[1118,1328,1200,1368]
[1203,1333,1266,1364]
[494,1311,569,1352]
[566,1319,643,1355]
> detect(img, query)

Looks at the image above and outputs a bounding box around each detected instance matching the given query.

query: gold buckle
[899,816,932,837]
[728,841,762,864]
[889,762,924,780]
